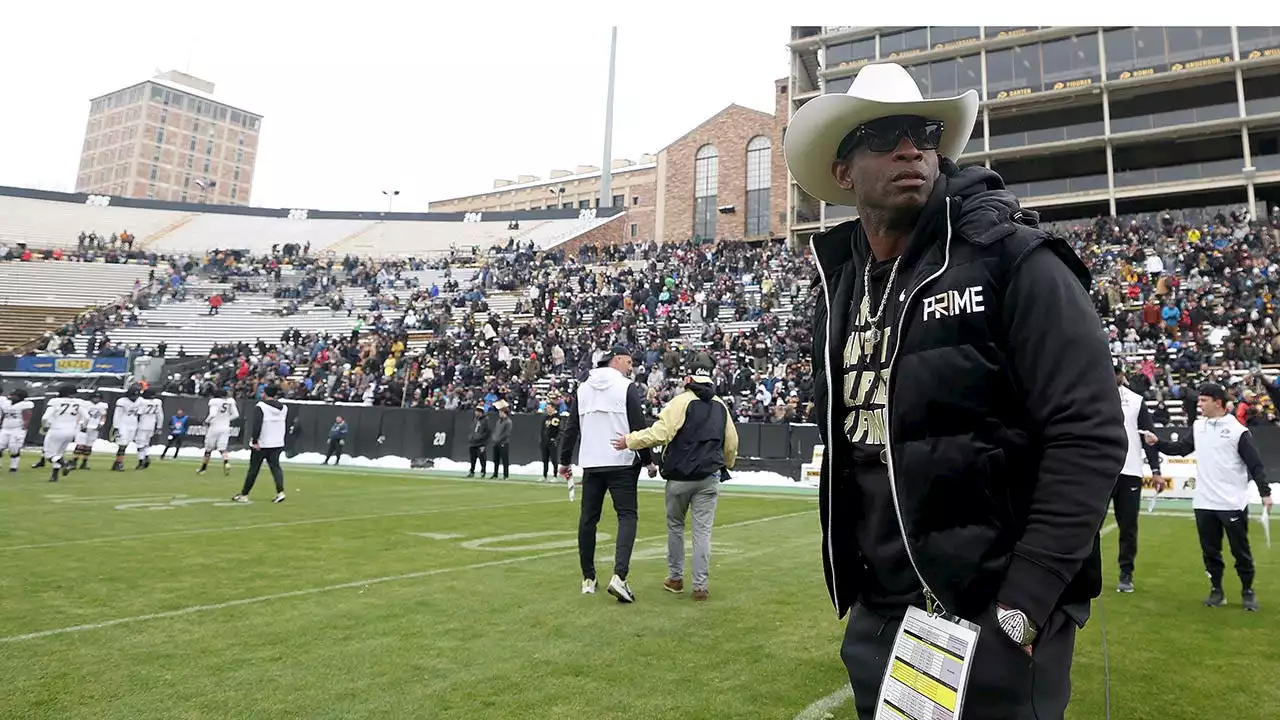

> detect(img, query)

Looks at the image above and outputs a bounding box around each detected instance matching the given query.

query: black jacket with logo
[541,414,562,446]
[809,160,1127,630]
[467,415,491,447]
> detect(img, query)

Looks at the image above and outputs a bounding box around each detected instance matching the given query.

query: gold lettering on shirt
[840,287,893,447]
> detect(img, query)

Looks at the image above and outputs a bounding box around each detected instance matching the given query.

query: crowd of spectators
[1051,204,1280,425]
[9,203,1280,428]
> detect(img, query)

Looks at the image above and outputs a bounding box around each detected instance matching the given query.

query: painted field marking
[0,509,815,644]
[0,498,565,552]
[793,684,853,720]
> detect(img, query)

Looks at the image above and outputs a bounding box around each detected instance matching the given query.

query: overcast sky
[0,2,793,212]
[0,4,1214,213]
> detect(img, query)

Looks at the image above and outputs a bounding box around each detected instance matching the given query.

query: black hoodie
[621,376,739,482]
[809,160,1127,629]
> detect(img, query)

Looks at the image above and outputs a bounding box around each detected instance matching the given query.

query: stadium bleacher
[0,194,189,251]
[0,189,624,259]
[0,261,155,352]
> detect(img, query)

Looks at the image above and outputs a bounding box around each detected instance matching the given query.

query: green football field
[1,461,1276,719]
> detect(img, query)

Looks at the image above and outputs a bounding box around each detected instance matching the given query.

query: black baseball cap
[1197,382,1228,405]
[597,344,633,367]
[685,357,715,375]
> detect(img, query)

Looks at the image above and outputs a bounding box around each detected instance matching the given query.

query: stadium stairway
[136,213,199,251]
[0,261,156,351]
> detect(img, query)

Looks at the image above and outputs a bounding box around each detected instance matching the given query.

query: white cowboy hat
[783,62,979,208]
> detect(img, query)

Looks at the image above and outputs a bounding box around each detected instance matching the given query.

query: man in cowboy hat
[783,62,1126,719]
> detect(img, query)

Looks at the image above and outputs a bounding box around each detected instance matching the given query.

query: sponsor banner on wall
[1245,47,1280,60]
[1170,55,1233,73]
[14,356,129,374]
[992,87,1036,100]
[1110,65,1168,81]
[1049,76,1097,92]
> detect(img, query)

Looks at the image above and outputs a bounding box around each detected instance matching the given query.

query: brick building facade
[430,79,790,248]
[654,80,789,245]
[76,71,263,207]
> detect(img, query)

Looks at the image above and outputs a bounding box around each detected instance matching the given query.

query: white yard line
[0,509,815,644]
[259,463,822,501]
[793,684,853,720]
[0,498,566,552]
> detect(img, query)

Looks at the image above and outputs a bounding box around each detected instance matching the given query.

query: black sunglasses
[837,116,945,157]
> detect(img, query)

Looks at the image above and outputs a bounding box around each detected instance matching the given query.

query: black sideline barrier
[19,396,1280,483]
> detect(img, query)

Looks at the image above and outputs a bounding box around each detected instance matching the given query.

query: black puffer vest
[809,163,1099,621]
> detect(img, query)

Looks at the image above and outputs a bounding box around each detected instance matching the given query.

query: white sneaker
[581,578,597,594]
[273,492,286,503]
[567,477,575,502]
[231,495,249,503]
[607,574,635,603]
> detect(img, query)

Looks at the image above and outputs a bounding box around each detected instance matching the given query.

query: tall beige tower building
[75,70,263,206]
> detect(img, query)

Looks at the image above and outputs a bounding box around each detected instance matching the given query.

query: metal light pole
[382,189,400,213]
[600,26,618,211]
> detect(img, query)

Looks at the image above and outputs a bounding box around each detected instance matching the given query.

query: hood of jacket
[259,398,284,410]
[686,375,716,402]
[811,159,1043,277]
[587,366,628,390]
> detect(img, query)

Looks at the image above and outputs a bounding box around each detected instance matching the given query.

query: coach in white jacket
[1144,382,1272,611]
[558,345,655,604]
[1114,368,1165,593]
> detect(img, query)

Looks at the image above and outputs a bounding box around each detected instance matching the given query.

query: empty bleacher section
[0,261,155,351]
[518,213,625,251]
[0,194,190,251]
[145,214,377,255]
[0,306,81,353]
[0,187,626,258]
[327,219,549,257]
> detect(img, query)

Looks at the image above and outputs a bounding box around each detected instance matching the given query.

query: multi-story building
[75,70,263,207]
[787,26,1280,246]
[431,86,790,245]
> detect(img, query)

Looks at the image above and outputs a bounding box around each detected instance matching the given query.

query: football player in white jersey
[132,387,165,469]
[74,392,110,470]
[111,385,141,472]
[0,389,35,473]
[199,389,239,476]
[42,384,87,481]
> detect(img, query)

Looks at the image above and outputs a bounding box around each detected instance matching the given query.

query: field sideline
[1,461,1276,719]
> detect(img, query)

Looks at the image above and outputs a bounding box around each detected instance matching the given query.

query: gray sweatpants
[665,475,720,590]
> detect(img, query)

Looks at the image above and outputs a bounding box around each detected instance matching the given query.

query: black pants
[541,442,556,477]
[162,435,185,459]
[578,466,640,581]
[1195,508,1255,590]
[240,447,284,496]
[491,443,510,478]
[841,603,1077,720]
[323,439,343,465]
[468,445,486,475]
[1112,473,1142,575]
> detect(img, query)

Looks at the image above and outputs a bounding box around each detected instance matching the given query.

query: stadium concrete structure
[787,26,1280,246]
[76,71,263,207]
[430,89,790,245]
[0,185,628,262]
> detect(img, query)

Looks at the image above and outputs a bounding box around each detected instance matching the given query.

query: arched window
[693,144,718,240]
[745,136,772,236]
